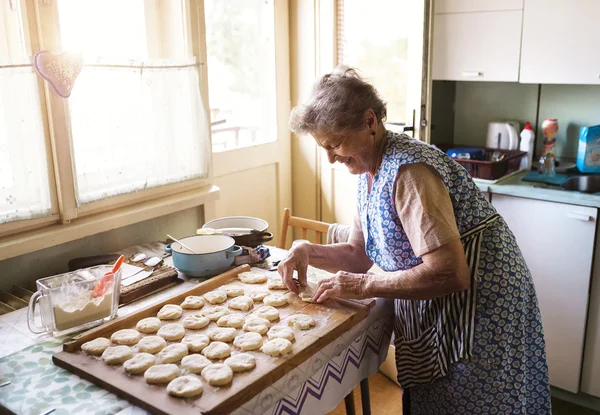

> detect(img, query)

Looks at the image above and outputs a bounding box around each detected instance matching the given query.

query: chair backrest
[278,208,330,249]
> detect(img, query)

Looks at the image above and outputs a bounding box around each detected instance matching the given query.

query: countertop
[474,171,600,208]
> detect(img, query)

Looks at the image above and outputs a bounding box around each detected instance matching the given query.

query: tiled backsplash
[431,81,600,161]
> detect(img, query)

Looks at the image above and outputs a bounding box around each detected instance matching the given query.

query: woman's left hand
[312,271,368,303]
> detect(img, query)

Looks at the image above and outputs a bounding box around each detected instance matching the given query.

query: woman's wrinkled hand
[312,271,368,303]
[278,243,311,294]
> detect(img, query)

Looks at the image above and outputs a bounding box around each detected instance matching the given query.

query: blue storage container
[577,125,600,173]
[445,147,486,160]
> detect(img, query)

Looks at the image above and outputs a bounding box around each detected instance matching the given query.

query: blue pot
[165,235,242,278]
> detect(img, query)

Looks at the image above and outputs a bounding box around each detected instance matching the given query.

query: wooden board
[53,265,374,415]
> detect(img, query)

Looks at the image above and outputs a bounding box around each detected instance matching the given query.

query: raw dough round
[217,313,246,329]
[238,272,267,284]
[157,323,186,341]
[181,354,213,374]
[203,290,227,305]
[183,313,210,330]
[144,364,180,384]
[157,304,183,320]
[157,343,189,364]
[243,317,270,334]
[136,317,161,333]
[255,306,279,322]
[137,335,167,354]
[202,306,230,321]
[102,345,133,365]
[261,338,293,357]
[287,314,315,330]
[263,294,288,307]
[167,375,204,398]
[248,290,269,302]
[267,326,295,342]
[180,296,205,310]
[225,353,256,372]
[181,333,210,353]
[224,285,244,298]
[208,327,237,342]
[267,278,287,290]
[233,332,263,351]
[111,329,141,345]
[123,352,156,375]
[81,337,110,356]
[228,296,254,312]
[201,341,231,359]
[201,363,233,386]
[299,292,315,303]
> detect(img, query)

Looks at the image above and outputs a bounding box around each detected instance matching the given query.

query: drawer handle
[461,71,483,77]
[567,212,593,221]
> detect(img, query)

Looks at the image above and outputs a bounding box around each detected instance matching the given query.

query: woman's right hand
[278,242,311,294]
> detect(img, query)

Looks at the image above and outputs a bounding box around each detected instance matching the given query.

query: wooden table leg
[344,391,356,415]
[360,378,371,415]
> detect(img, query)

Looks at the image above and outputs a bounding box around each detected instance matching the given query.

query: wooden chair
[278,208,330,248]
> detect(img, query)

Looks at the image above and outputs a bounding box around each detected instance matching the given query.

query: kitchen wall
[431,81,600,161]
[0,207,204,292]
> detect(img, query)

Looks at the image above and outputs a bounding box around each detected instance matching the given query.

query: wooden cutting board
[53,265,374,415]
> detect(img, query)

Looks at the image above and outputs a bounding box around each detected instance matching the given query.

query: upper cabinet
[432,2,523,82]
[520,0,600,85]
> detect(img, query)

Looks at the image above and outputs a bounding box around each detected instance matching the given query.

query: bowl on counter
[201,216,272,247]
[165,235,242,278]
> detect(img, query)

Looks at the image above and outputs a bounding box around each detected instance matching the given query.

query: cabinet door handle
[461,71,483,77]
[567,212,593,221]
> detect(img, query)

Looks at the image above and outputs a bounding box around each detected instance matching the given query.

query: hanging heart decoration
[33,50,83,98]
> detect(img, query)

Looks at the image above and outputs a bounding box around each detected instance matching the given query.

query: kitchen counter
[474,171,600,208]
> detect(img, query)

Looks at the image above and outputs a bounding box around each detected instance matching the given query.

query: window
[204,0,277,152]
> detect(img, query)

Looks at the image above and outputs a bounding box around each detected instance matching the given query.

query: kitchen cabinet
[434,0,523,14]
[432,10,523,82]
[520,0,600,85]
[492,194,596,393]
[582,241,600,398]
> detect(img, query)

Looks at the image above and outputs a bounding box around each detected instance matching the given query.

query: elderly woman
[278,67,551,414]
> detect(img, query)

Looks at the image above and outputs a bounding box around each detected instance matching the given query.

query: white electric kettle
[486,121,520,150]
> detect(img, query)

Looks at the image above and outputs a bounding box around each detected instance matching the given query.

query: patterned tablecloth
[0,249,394,415]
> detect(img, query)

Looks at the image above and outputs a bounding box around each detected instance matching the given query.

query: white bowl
[203,216,269,232]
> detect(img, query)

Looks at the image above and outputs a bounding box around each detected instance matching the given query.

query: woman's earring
[371,131,376,136]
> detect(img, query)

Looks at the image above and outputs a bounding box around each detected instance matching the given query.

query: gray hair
[289,66,387,137]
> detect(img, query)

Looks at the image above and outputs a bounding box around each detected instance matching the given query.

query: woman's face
[313,127,375,175]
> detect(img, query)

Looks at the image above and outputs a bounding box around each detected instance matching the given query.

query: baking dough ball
[225,353,256,372]
[181,354,213,374]
[157,304,183,320]
[248,290,269,302]
[167,375,204,398]
[224,285,244,298]
[299,291,315,303]
[157,343,189,364]
[123,352,156,375]
[181,333,210,353]
[243,317,270,335]
[233,332,263,351]
[203,290,227,305]
[201,341,231,359]
[136,317,162,333]
[102,345,133,365]
[217,313,246,329]
[255,306,279,322]
[202,306,230,321]
[144,364,180,384]
[287,314,315,330]
[263,294,288,307]
[267,326,295,342]
[183,313,210,330]
[228,296,254,312]
[208,327,237,342]
[81,337,110,356]
[238,272,267,284]
[111,329,141,345]
[157,323,186,341]
[267,278,287,290]
[261,338,293,357]
[137,335,167,354]
[180,296,205,309]
[201,363,233,386]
